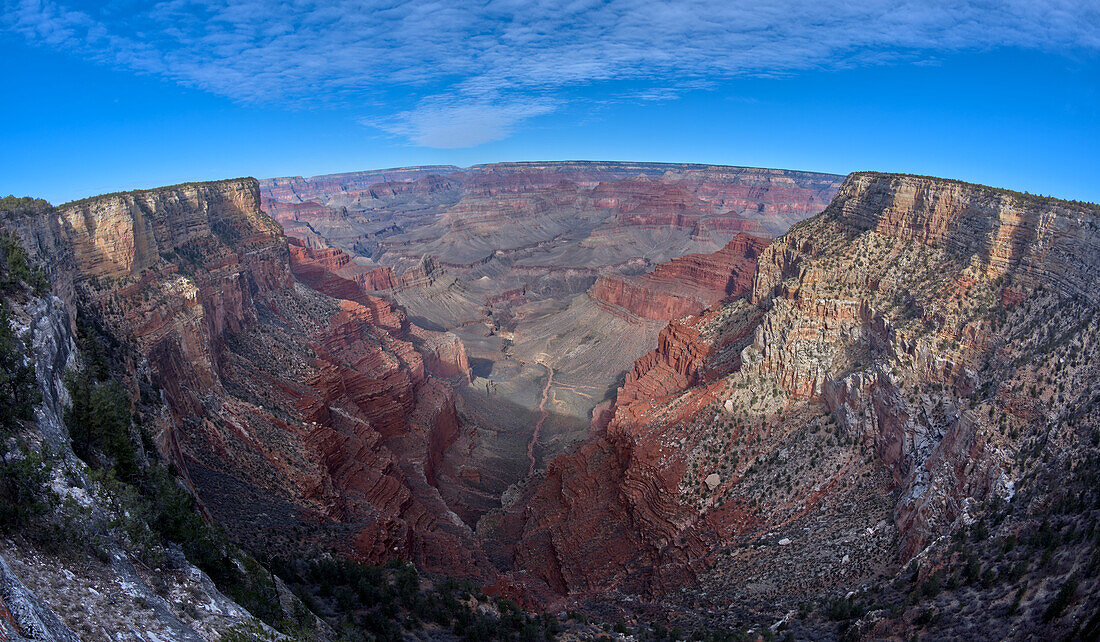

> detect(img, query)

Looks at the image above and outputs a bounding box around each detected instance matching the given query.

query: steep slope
[502,173,1100,638]
[14,180,489,578]
[0,197,317,641]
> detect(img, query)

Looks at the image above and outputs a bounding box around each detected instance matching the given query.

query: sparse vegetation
[269,556,559,641]
[0,294,52,531]
[1,232,49,296]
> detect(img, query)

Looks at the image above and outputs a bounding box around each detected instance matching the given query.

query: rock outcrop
[589,275,704,320]
[590,233,767,320]
[412,326,472,383]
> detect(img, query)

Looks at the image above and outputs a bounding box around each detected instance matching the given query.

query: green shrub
[0,296,52,531]
[0,301,39,432]
[277,555,560,641]
[1042,577,1078,622]
[919,570,943,598]
[824,595,866,621]
[0,448,55,530]
[66,374,139,480]
[0,232,49,296]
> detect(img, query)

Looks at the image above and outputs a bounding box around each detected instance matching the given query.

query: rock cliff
[745,172,1100,555]
[590,233,768,320]
[15,179,488,578]
[503,172,1100,638]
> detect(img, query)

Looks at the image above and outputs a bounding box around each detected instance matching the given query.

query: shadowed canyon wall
[11,178,490,576]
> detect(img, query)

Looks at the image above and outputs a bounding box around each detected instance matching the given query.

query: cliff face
[745,173,1100,555]
[590,233,767,320]
[46,182,291,448]
[753,172,1100,306]
[60,179,285,281]
[505,173,1100,631]
[616,304,762,409]
[35,179,487,575]
[589,275,705,320]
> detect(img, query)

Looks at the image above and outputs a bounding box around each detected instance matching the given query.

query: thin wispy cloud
[367,97,558,148]
[6,0,1098,147]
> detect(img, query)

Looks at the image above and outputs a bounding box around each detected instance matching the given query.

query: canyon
[2,164,1098,640]
[259,162,842,526]
[2,162,842,582]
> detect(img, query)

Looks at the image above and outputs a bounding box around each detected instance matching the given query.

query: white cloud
[5,0,1098,146]
[369,98,558,148]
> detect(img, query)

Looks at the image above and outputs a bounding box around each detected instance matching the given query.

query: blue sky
[2,1,1098,204]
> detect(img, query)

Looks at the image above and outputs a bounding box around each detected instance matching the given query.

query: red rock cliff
[590,233,768,320]
[55,178,488,576]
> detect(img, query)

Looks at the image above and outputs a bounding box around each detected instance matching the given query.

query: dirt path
[527,361,554,476]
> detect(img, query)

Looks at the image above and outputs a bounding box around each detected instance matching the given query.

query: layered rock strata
[25,179,487,575]
[503,172,1100,628]
[590,233,768,320]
